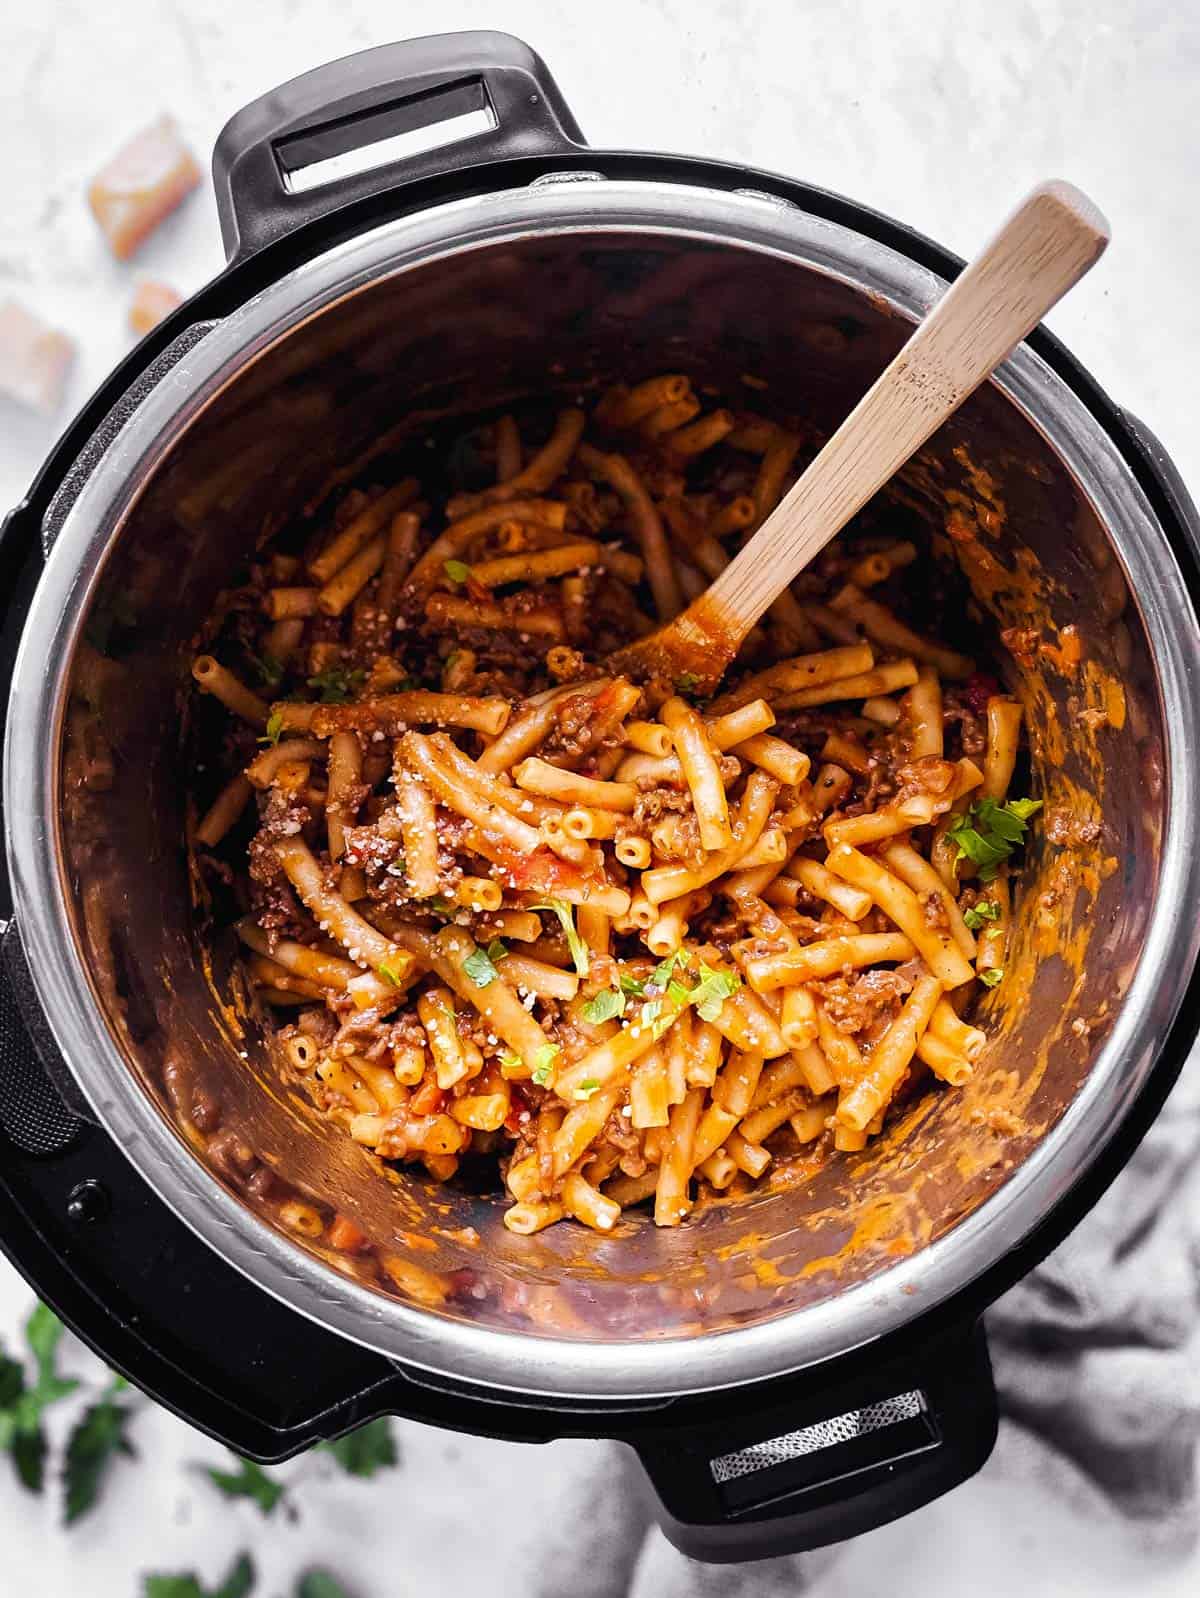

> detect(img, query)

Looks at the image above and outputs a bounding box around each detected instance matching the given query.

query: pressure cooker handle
[634,1318,997,1561]
[212,31,587,262]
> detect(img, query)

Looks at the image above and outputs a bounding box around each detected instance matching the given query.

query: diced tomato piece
[410,1080,446,1116]
[88,116,200,260]
[329,1213,369,1252]
[504,1083,532,1135]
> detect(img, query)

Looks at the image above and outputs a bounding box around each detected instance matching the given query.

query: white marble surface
[3,0,1200,1593]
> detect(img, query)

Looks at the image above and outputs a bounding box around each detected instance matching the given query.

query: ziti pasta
[190,380,1041,1236]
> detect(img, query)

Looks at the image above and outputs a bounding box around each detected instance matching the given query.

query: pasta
[191,373,1039,1236]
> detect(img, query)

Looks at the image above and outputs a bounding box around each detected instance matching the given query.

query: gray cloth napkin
[985,1054,1200,1560]
[577,1051,1200,1594]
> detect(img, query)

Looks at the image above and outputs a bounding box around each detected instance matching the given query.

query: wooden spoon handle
[705,181,1110,634]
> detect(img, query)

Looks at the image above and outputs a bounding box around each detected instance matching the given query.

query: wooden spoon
[610,180,1109,691]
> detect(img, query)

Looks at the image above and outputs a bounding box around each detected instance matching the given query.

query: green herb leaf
[296,1573,356,1598]
[204,1454,285,1516]
[979,967,1004,988]
[574,1078,601,1100]
[963,900,1001,931]
[498,1047,523,1072]
[486,938,509,964]
[648,949,687,994]
[0,1306,80,1495]
[257,709,284,747]
[25,1304,66,1386]
[443,559,471,585]
[11,1428,46,1493]
[307,666,366,704]
[581,987,625,1025]
[691,964,741,1022]
[376,958,406,988]
[531,1043,560,1086]
[463,944,502,988]
[948,797,1042,882]
[144,1552,255,1598]
[247,651,284,690]
[63,1375,136,1524]
[531,899,589,977]
[321,1416,398,1479]
[639,999,663,1031]
[618,970,646,997]
[428,895,454,915]
[675,672,701,692]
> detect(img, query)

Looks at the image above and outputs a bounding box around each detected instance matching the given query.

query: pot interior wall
[58,230,1164,1341]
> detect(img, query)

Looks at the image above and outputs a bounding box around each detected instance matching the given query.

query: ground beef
[921,890,950,931]
[942,702,986,758]
[895,756,957,800]
[248,877,308,948]
[814,967,914,1034]
[632,786,691,829]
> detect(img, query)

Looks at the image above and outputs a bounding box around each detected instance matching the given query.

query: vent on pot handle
[212,31,588,263]
[635,1320,997,1562]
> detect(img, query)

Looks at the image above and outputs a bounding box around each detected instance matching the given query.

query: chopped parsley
[443,559,471,585]
[619,970,647,997]
[640,999,663,1031]
[498,1047,523,1072]
[257,709,284,747]
[947,797,1042,882]
[674,672,701,693]
[427,895,454,916]
[307,666,365,704]
[531,1042,560,1086]
[648,949,687,993]
[247,651,284,689]
[462,942,505,988]
[581,987,626,1025]
[979,967,1004,988]
[531,899,589,977]
[963,900,1002,931]
[376,958,406,988]
[691,964,741,1022]
[574,1078,601,1100]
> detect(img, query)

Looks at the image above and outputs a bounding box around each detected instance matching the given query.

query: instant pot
[3,32,1200,1562]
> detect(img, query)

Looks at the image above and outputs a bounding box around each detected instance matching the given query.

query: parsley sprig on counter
[1,1303,136,1522]
[63,1373,136,1523]
[203,1455,286,1517]
[0,1303,79,1493]
[144,1555,256,1598]
[948,797,1042,881]
[320,1416,397,1478]
[144,1560,357,1598]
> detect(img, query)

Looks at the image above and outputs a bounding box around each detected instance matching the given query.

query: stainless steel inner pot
[7,179,1200,1402]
